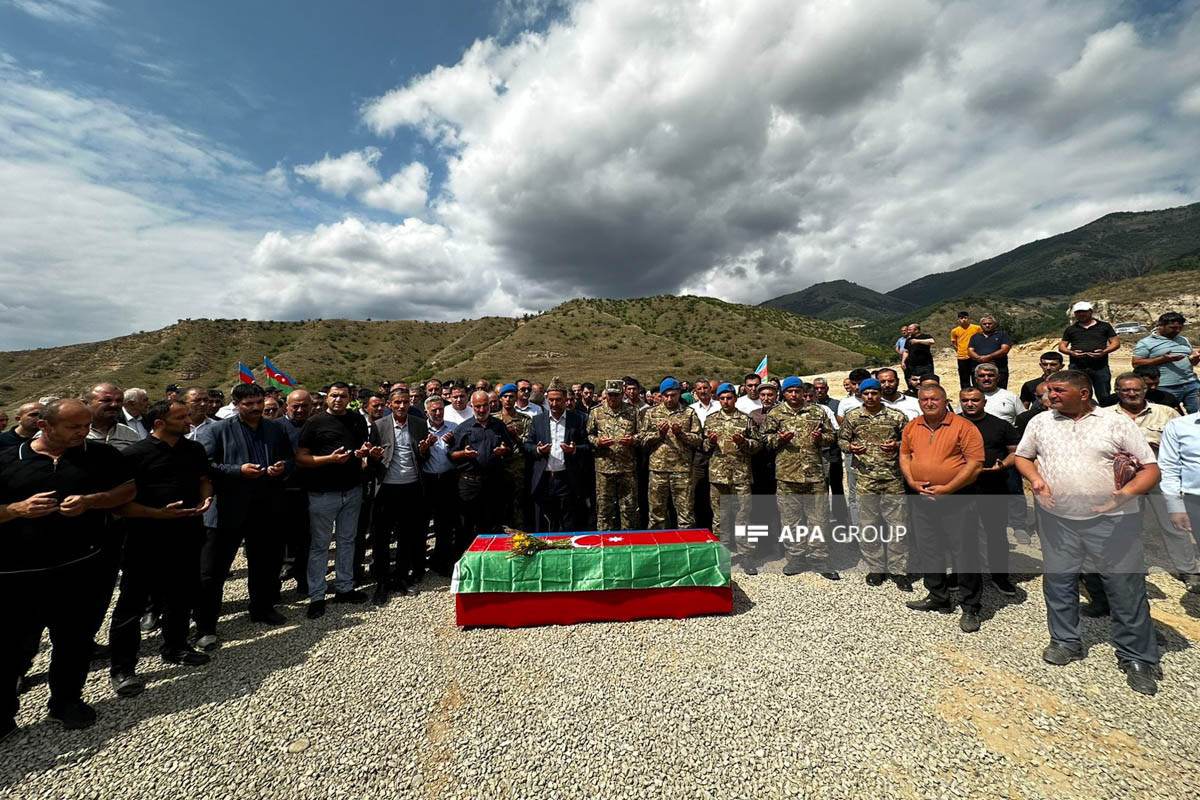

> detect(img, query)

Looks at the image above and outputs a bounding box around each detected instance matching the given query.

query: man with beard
[525,378,591,532]
[1020,352,1064,410]
[85,383,141,451]
[638,379,702,528]
[493,384,532,528]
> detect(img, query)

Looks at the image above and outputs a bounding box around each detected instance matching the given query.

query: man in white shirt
[442,385,473,426]
[876,369,920,420]
[689,378,718,424]
[514,378,544,419]
[689,378,718,529]
[1160,410,1200,570]
[735,373,762,414]
[964,364,1021,424]
[1016,369,1162,695]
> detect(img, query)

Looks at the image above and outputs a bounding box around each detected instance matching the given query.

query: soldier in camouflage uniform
[586,380,640,530]
[761,376,839,578]
[837,378,912,590]
[704,382,761,570]
[637,378,701,528]
[492,383,532,528]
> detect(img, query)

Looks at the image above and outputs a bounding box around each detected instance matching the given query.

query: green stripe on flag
[454,542,731,594]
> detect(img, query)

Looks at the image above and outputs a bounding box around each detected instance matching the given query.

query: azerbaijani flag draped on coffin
[452,529,732,628]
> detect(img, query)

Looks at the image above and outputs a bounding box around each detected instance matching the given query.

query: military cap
[604,379,623,394]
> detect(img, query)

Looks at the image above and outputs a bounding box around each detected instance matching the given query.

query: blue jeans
[307,489,363,601]
[1162,377,1200,415]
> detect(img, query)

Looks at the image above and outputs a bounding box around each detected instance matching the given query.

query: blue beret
[858,378,881,391]
[499,383,518,396]
[659,378,681,393]
[781,376,803,391]
[716,382,736,397]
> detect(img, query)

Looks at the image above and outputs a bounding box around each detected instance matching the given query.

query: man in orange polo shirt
[950,311,983,390]
[899,384,985,632]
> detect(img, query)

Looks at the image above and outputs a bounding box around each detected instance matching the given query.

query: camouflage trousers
[710,481,751,556]
[649,470,694,529]
[595,470,637,531]
[777,479,830,561]
[499,466,527,529]
[853,478,909,574]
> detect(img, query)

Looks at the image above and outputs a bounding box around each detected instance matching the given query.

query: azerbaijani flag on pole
[263,357,297,393]
[453,529,732,627]
[754,355,768,379]
[237,362,256,384]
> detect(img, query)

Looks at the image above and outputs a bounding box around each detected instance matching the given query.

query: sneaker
[306,600,326,619]
[162,647,211,666]
[110,671,145,698]
[1012,529,1032,546]
[48,700,97,730]
[1042,643,1085,666]
[332,590,368,604]
[194,634,219,651]
[992,574,1017,597]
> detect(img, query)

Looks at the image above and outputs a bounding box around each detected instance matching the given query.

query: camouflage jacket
[702,408,760,485]
[837,406,907,485]
[637,403,701,473]
[761,402,835,484]
[491,411,531,474]
[586,402,639,473]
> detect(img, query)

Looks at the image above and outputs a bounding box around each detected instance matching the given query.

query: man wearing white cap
[1059,301,1120,405]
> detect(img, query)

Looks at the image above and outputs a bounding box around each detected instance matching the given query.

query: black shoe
[333,589,368,604]
[893,574,914,592]
[820,571,841,581]
[250,607,286,626]
[110,671,145,698]
[89,641,109,662]
[1042,643,1086,666]
[162,647,211,666]
[48,700,97,730]
[992,575,1017,597]
[1183,574,1200,594]
[906,596,955,614]
[139,611,161,633]
[1119,659,1161,696]
[373,587,389,606]
[945,573,959,589]
[959,611,981,633]
[306,600,326,619]
[782,557,806,576]
[294,581,309,598]
[0,717,16,745]
[865,573,886,586]
[1080,602,1111,618]
[194,633,219,652]
[739,562,758,576]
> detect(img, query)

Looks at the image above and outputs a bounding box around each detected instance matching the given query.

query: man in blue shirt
[1133,312,1200,414]
[968,315,1013,389]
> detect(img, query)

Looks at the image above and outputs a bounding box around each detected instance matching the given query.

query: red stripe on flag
[466,529,717,552]
[456,585,733,627]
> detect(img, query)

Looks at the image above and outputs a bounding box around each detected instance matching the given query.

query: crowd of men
[3,305,1200,741]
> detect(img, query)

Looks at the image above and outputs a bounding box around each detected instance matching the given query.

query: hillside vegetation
[760,279,917,322]
[0,297,888,408]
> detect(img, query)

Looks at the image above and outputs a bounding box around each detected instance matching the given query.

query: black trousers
[3,557,110,722]
[912,493,982,611]
[110,521,203,672]
[534,471,580,533]
[827,455,848,523]
[355,478,377,578]
[457,474,499,556]
[425,471,460,573]
[975,478,1009,577]
[372,481,426,585]
[956,359,977,389]
[195,508,282,635]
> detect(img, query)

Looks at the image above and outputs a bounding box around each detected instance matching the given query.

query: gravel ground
[3,548,1199,800]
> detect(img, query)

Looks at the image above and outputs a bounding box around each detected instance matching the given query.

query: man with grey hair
[121,388,150,438]
[968,315,1013,389]
[85,383,140,451]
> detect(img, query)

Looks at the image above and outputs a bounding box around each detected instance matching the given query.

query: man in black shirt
[450,391,513,558]
[1059,301,1119,405]
[277,389,314,594]
[297,382,381,618]
[904,324,936,384]
[0,399,136,734]
[1020,352,1063,409]
[108,401,213,698]
[959,388,1020,596]
[0,402,42,449]
[968,316,1014,389]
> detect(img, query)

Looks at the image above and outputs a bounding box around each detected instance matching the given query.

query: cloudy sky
[2,0,1198,349]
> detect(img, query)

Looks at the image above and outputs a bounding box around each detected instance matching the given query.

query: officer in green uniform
[704,382,760,572]
[637,378,701,528]
[762,376,839,579]
[492,383,532,528]
[586,380,640,530]
[837,378,912,590]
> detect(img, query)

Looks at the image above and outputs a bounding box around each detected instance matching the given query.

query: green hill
[759,279,917,322]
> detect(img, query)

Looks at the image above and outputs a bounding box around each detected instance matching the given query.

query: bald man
[0,402,43,448]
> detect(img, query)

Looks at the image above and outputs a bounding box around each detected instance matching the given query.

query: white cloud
[295,0,1199,316]
[361,161,430,216]
[9,0,110,26]
[294,147,383,197]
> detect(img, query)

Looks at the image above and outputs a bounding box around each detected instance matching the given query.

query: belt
[459,473,486,483]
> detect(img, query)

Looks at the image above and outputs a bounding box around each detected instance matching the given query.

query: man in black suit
[369,387,431,605]
[524,377,593,532]
[195,383,293,650]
